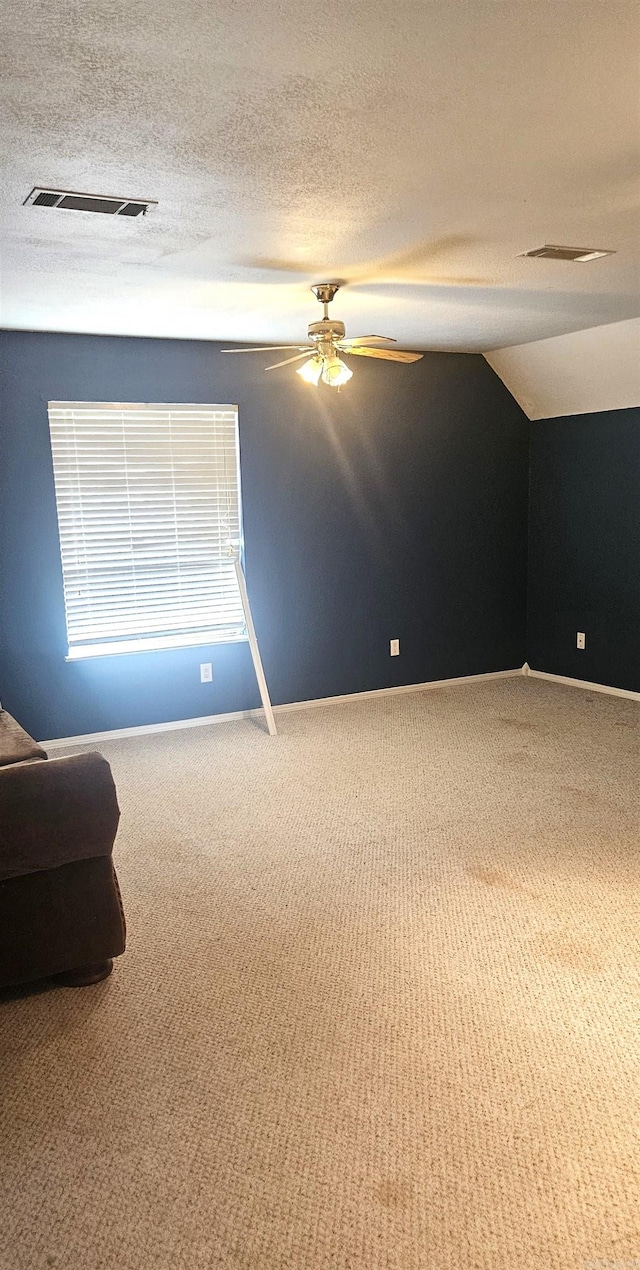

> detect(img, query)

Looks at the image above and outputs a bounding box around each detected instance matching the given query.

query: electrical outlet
[390,638,400,657]
[576,632,586,650]
[200,662,213,682]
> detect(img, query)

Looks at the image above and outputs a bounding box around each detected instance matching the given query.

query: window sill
[66,632,249,660]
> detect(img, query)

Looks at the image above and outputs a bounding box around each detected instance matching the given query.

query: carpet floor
[1,677,639,1270]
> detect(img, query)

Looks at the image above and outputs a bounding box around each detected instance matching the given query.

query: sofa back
[0,711,47,767]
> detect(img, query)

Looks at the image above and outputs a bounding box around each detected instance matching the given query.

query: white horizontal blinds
[48,402,245,656]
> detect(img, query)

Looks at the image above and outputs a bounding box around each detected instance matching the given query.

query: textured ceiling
[1,0,639,351]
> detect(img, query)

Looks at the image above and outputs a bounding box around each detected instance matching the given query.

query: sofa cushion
[0,711,47,767]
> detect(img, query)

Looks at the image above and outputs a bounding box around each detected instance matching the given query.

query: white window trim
[65,630,249,661]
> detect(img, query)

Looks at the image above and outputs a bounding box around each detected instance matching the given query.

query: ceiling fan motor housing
[308,318,346,344]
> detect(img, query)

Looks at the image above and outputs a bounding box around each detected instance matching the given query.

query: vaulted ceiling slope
[0,0,639,352]
[486,317,640,419]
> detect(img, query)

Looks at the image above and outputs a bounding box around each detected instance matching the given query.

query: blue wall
[0,330,529,740]
[527,407,640,693]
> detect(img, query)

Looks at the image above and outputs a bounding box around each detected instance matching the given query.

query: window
[48,401,246,659]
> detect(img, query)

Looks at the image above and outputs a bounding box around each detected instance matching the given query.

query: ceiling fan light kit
[320,354,353,387]
[222,283,423,388]
[296,356,324,385]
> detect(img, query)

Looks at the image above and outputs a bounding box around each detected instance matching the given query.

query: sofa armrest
[0,752,120,881]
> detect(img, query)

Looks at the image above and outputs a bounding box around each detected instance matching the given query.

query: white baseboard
[527,667,640,702]
[41,666,525,748]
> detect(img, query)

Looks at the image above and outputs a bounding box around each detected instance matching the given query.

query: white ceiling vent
[519,244,615,262]
[23,188,157,217]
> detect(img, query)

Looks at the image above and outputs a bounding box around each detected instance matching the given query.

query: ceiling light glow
[321,356,353,388]
[296,356,323,385]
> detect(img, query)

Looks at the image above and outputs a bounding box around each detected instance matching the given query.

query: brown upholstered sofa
[0,710,126,989]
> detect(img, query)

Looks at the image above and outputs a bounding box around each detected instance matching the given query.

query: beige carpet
[1,677,639,1270]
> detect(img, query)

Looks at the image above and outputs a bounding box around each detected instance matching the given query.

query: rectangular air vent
[519,244,615,262]
[32,191,61,207]
[23,188,157,217]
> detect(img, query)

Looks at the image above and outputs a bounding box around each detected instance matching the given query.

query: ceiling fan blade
[343,347,424,363]
[221,345,310,353]
[338,335,397,346]
[264,352,315,371]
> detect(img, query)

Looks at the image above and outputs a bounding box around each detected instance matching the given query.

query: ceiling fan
[222,283,423,388]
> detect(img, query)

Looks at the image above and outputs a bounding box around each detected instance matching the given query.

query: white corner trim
[41,666,526,748]
[527,668,640,702]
